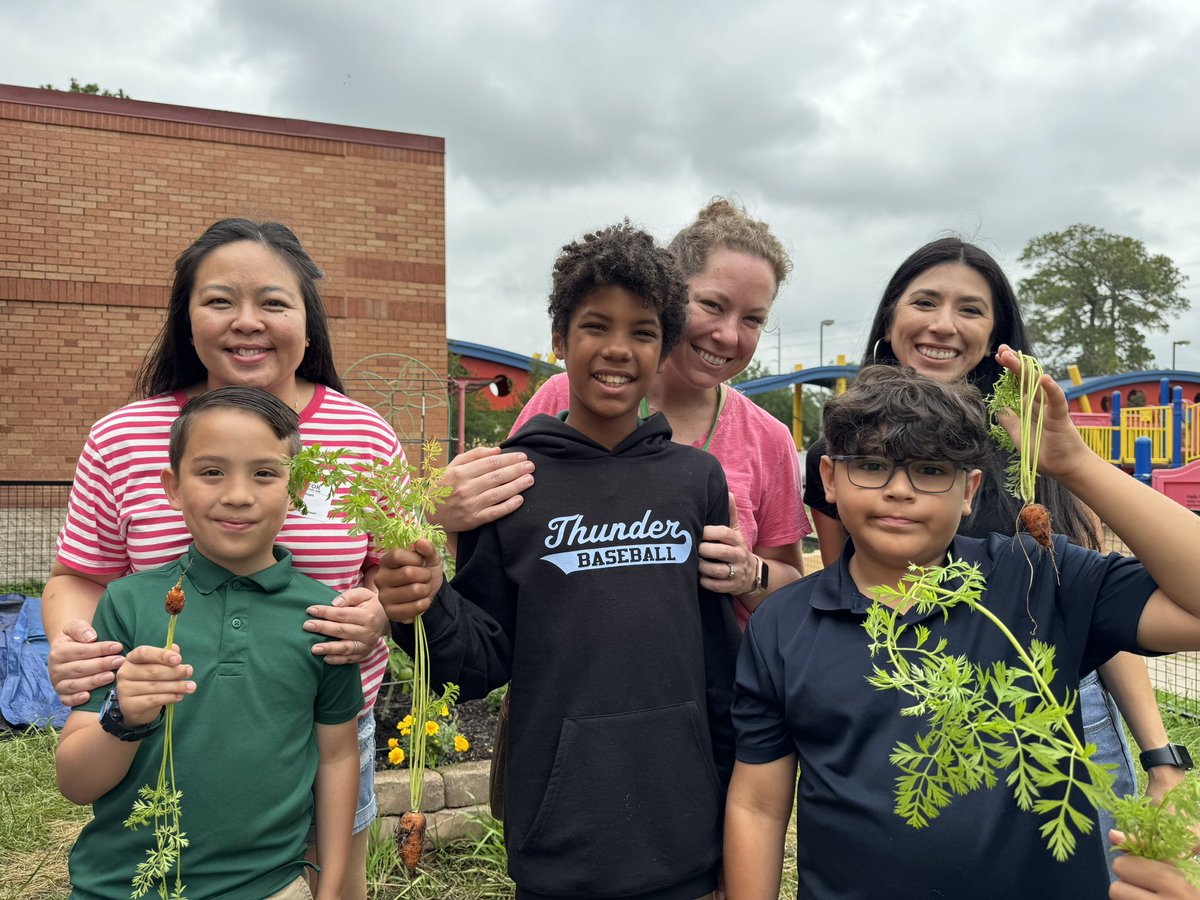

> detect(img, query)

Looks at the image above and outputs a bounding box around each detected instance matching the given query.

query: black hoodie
[395,412,740,900]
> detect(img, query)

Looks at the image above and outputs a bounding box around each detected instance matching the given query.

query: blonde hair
[666,197,792,296]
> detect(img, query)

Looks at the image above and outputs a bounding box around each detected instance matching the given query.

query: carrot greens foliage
[986,351,1046,504]
[124,562,193,900]
[866,560,1200,880]
[288,441,454,828]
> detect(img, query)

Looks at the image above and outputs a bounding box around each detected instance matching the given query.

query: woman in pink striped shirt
[44,218,398,900]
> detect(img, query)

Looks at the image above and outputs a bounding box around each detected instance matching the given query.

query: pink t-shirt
[513,373,808,624]
[56,385,402,714]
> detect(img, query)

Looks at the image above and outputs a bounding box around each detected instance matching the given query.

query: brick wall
[0,84,448,480]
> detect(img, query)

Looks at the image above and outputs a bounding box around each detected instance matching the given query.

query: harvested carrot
[1019,503,1052,549]
[396,810,427,874]
[165,578,186,615]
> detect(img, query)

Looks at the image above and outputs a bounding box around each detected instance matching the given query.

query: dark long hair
[134,218,344,398]
[861,238,1030,394]
[859,237,1100,550]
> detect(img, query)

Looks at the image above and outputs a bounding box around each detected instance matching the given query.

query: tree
[1017,224,1189,376]
[39,77,131,99]
[730,360,829,448]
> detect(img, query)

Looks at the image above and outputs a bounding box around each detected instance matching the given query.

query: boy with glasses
[724,358,1200,899]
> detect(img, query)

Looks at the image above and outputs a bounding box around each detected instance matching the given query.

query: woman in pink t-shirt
[413,199,810,619]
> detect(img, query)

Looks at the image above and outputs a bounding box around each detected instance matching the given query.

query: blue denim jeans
[1081,669,1137,883]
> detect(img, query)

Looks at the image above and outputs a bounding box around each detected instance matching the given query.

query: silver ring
[728,563,737,580]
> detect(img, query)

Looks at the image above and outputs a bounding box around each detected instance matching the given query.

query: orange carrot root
[165,584,185,616]
[1019,503,1053,549]
[397,810,426,874]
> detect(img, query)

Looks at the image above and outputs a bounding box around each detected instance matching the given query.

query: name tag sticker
[297,483,336,521]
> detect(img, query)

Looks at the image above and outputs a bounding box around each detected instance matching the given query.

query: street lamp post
[819,319,835,366]
[448,374,512,456]
[776,324,783,374]
[1173,339,1191,370]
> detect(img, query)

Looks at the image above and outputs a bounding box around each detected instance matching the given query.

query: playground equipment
[1067,376,1200,511]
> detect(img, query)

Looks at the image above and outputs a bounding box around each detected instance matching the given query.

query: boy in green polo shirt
[56,387,362,900]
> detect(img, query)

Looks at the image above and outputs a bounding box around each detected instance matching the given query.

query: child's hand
[113,644,195,727]
[992,344,1092,482]
[376,539,443,624]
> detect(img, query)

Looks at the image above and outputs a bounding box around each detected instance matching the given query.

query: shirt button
[231,618,243,629]
[231,580,244,590]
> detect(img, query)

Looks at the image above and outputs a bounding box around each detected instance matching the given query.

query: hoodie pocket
[517,701,721,896]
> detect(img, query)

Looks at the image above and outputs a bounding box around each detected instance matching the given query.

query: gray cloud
[4,0,1198,369]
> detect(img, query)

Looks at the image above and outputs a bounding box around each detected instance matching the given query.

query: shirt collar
[808,535,994,618]
[179,544,294,595]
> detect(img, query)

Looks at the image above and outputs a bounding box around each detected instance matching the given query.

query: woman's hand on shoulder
[48,620,125,707]
[700,493,758,596]
[306,586,388,664]
[426,446,535,535]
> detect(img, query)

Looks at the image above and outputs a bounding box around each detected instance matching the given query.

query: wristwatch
[1138,742,1193,771]
[750,556,772,594]
[99,689,163,742]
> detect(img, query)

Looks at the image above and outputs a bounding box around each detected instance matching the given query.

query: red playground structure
[1065,369,1200,511]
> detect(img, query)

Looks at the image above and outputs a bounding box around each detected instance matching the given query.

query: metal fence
[0,481,71,590]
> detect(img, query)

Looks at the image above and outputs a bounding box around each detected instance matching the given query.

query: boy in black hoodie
[386,222,739,900]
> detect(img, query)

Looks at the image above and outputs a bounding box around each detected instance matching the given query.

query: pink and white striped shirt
[56,385,403,715]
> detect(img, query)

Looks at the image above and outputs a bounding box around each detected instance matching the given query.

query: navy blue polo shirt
[734,532,1157,900]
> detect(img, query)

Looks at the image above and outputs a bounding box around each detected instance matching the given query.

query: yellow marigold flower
[399,714,414,728]
[439,704,450,718]
[399,724,412,736]
[388,747,405,766]
[425,720,440,737]
[454,735,470,753]
[387,738,399,750]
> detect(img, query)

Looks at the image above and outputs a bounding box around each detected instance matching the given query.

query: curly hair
[548,221,689,357]
[823,365,992,468]
[667,197,791,295]
[134,218,344,398]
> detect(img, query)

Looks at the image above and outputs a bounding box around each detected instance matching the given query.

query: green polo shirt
[68,545,363,900]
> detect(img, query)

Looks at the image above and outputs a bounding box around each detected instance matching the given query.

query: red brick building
[0,84,447,480]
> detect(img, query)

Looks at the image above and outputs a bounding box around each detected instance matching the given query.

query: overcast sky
[5,1,1200,374]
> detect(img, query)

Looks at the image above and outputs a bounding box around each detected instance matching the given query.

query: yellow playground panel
[1072,400,1200,466]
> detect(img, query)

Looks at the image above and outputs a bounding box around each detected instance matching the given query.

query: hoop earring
[872,339,882,362]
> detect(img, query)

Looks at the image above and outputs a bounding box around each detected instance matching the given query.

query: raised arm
[992,346,1200,649]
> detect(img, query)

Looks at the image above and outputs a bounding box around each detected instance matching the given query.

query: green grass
[0,578,45,597]
[0,727,91,900]
[14,698,1194,900]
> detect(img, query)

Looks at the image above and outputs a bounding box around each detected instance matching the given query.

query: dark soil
[372,681,501,768]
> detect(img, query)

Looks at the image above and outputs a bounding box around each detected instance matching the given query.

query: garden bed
[373,686,501,768]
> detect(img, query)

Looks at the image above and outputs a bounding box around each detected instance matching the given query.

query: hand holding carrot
[113,644,194,727]
[377,539,443,624]
[992,344,1093,484]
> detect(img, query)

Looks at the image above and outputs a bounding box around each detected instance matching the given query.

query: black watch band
[1139,743,1193,771]
[99,689,163,742]
[760,560,770,592]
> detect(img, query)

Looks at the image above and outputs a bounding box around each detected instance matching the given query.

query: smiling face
[552,284,665,449]
[820,453,981,589]
[162,407,292,576]
[188,241,308,397]
[662,247,776,390]
[885,263,994,384]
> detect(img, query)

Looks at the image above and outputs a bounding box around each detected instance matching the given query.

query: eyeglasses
[830,455,971,494]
